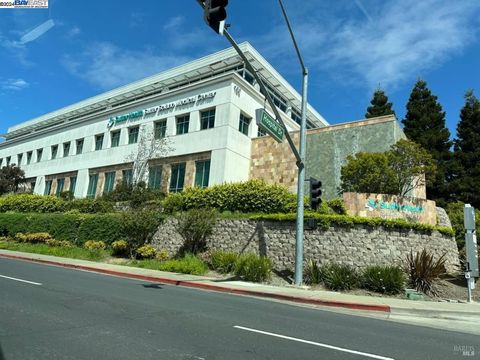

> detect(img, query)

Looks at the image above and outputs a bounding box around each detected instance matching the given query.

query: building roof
[4,42,328,141]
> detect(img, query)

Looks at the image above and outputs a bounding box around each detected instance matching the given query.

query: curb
[0,253,391,313]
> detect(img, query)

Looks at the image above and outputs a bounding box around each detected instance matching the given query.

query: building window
[176,114,190,135]
[76,139,84,155]
[95,134,104,151]
[194,160,210,188]
[87,174,99,198]
[56,178,65,196]
[6,156,11,166]
[200,109,215,130]
[69,176,77,194]
[37,149,43,162]
[0,159,2,167]
[239,113,250,136]
[51,145,58,159]
[17,154,23,166]
[27,151,32,164]
[63,142,70,157]
[122,169,133,186]
[257,128,267,137]
[169,163,186,193]
[154,120,167,139]
[111,130,121,147]
[128,126,139,144]
[44,180,52,195]
[30,182,36,193]
[148,166,162,190]
[104,172,116,194]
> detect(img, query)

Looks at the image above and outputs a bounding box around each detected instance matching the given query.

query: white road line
[234,325,395,360]
[0,274,42,286]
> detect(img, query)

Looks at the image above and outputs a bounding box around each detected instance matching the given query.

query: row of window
[0,108,264,168]
[84,160,210,198]
[44,176,77,196]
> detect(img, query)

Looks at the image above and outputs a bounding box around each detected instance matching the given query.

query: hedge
[0,193,114,213]
[163,179,298,214]
[0,213,124,245]
[249,212,455,236]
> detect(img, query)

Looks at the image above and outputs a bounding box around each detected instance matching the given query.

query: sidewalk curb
[0,252,391,313]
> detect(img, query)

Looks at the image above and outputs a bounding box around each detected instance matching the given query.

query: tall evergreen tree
[365,89,395,118]
[452,90,480,207]
[401,79,452,204]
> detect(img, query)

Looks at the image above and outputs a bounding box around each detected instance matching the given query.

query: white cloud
[1,78,29,91]
[163,16,185,31]
[257,0,480,91]
[61,42,191,90]
[67,26,81,38]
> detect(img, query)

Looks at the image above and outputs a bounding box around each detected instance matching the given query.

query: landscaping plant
[176,208,217,255]
[362,265,406,294]
[320,263,359,291]
[303,259,322,285]
[210,251,239,274]
[136,244,157,259]
[234,253,272,282]
[405,249,447,295]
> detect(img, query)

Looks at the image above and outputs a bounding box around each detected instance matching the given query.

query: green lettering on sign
[256,109,284,143]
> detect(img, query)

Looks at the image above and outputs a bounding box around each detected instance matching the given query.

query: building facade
[0,43,409,200]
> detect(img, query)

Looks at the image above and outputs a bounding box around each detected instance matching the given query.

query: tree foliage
[365,89,395,119]
[340,139,436,197]
[0,165,26,195]
[451,90,480,208]
[401,79,452,204]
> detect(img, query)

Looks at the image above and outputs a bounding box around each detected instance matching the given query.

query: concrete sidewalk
[1,249,479,334]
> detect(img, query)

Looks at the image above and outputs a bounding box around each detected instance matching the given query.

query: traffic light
[203,0,228,34]
[309,177,322,210]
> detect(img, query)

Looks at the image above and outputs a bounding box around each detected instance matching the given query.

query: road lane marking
[0,274,42,286]
[234,325,395,360]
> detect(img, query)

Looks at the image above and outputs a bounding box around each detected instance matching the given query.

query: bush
[111,240,129,257]
[155,249,170,261]
[156,254,207,275]
[14,232,27,242]
[234,253,272,282]
[136,244,157,259]
[77,214,125,245]
[177,209,217,255]
[83,240,107,251]
[210,251,239,273]
[405,249,447,295]
[122,210,164,257]
[320,263,359,291]
[45,239,74,248]
[65,199,114,214]
[163,179,297,214]
[102,182,165,209]
[304,259,322,285]
[327,198,347,215]
[361,265,406,294]
[14,232,52,243]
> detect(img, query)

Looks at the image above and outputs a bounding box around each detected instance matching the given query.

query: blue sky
[1,0,479,141]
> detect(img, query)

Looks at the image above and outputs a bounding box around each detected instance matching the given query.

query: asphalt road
[0,258,478,360]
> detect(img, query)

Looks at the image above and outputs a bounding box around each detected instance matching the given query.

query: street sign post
[464,204,478,303]
[255,109,284,143]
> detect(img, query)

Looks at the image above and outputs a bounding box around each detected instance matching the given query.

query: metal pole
[278,0,308,286]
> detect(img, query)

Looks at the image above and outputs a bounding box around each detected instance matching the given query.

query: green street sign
[256,109,284,143]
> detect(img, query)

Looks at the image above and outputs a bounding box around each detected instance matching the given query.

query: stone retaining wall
[152,219,460,274]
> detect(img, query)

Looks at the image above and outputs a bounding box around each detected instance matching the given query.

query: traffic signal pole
[198,0,308,285]
[278,0,308,286]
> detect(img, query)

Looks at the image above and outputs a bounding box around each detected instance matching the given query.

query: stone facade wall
[152,218,460,274]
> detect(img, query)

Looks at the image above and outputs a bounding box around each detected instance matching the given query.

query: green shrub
[304,259,322,285]
[77,214,125,245]
[45,239,74,248]
[24,232,53,244]
[83,240,107,251]
[176,209,217,255]
[156,254,207,275]
[65,199,114,214]
[14,232,27,242]
[0,236,8,242]
[0,194,64,213]
[136,244,157,259]
[59,191,74,201]
[320,263,359,291]
[361,265,406,294]
[163,179,297,214]
[234,253,272,282]
[102,182,165,209]
[405,249,447,295]
[155,249,170,261]
[210,251,239,273]
[327,198,347,215]
[122,210,164,257]
[111,240,129,257]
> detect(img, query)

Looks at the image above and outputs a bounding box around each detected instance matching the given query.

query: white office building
[0,43,328,198]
